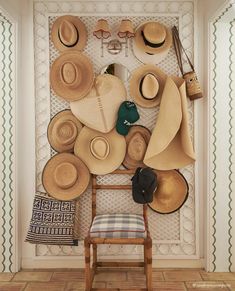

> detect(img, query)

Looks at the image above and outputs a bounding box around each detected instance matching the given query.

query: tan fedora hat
[42,153,90,201]
[148,170,189,214]
[70,74,127,133]
[50,51,94,102]
[133,21,172,64]
[130,64,167,108]
[51,15,87,52]
[74,127,126,175]
[47,110,83,153]
[123,125,151,170]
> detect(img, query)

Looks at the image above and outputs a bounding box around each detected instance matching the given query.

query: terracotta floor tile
[163,270,202,281]
[127,270,164,282]
[0,273,15,281]
[222,281,235,290]
[0,282,26,291]
[51,271,84,281]
[186,281,230,290]
[24,281,66,291]
[107,280,146,289]
[200,272,235,281]
[12,271,52,282]
[66,281,106,290]
[152,281,186,291]
[94,271,127,282]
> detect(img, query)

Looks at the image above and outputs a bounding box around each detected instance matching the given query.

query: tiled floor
[0,268,235,290]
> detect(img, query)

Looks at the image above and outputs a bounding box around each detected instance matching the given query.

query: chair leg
[145,238,152,291]
[144,243,147,274]
[84,238,92,291]
[92,244,97,271]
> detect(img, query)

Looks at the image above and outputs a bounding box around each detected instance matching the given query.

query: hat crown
[54,162,78,189]
[90,136,110,160]
[54,120,78,146]
[59,20,78,47]
[128,132,147,161]
[141,74,159,99]
[60,62,81,87]
[143,22,166,44]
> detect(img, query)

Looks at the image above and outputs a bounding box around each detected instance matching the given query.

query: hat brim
[123,125,151,170]
[74,127,126,175]
[47,110,83,153]
[148,170,189,214]
[42,153,90,201]
[51,15,87,52]
[130,64,167,108]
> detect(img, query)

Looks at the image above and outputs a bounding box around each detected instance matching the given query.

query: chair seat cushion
[90,213,146,238]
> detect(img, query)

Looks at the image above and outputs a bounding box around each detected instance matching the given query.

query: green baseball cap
[116,101,140,136]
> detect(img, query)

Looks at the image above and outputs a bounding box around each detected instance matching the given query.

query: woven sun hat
[130,64,167,108]
[133,21,172,64]
[51,15,87,52]
[148,170,188,214]
[42,153,90,201]
[74,127,126,175]
[123,125,151,170]
[50,51,94,102]
[70,74,127,133]
[47,110,83,153]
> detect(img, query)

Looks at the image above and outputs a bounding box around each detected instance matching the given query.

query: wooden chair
[84,169,152,291]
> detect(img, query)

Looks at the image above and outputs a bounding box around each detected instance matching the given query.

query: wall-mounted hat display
[51,15,87,52]
[144,76,196,170]
[123,125,151,170]
[50,51,94,102]
[74,127,126,175]
[47,110,83,153]
[42,153,90,201]
[130,64,167,108]
[148,170,188,214]
[116,101,140,136]
[70,74,127,133]
[133,21,172,64]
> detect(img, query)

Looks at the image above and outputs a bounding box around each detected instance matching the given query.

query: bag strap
[172,26,194,75]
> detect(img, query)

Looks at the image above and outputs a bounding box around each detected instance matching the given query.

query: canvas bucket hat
[42,153,90,201]
[74,127,126,175]
[51,15,87,52]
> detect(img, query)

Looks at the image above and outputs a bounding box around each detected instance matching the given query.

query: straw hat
[50,51,94,102]
[47,110,83,153]
[133,21,172,64]
[51,15,87,52]
[123,126,151,170]
[42,153,90,201]
[148,170,188,214]
[70,74,127,133]
[74,127,126,175]
[130,64,167,108]
[144,76,196,170]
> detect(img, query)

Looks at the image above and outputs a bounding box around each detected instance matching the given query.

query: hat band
[58,25,79,47]
[139,74,158,100]
[141,31,165,48]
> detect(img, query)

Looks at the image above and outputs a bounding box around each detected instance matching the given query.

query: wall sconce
[93,19,135,57]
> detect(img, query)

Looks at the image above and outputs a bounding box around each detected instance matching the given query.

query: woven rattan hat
[130,64,167,108]
[51,15,87,52]
[42,153,90,201]
[148,170,188,214]
[123,126,151,170]
[47,110,83,153]
[74,127,126,175]
[133,21,172,64]
[50,51,94,102]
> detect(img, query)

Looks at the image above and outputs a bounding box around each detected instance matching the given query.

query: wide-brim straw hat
[70,74,127,133]
[51,15,87,52]
[42,153,90,201]
[130,64,167,108]
[47,110,83,153]
[123,125,151,170]
[50,51,94,102]
[133,21,172,64]
[148,170,189,214]
[74,127,126,175]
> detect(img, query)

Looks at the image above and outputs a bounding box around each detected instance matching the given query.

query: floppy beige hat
[133,21,172,64]
[130,64,167,108]
[42,153,90,201]
[50,51,94,102]
[74,127,126,175]
[148,170,188,214]
[47,110,83,153]
[123,125,151,170]
[144,76,196,170]
[70,74,127,133]
[51,15,87,52]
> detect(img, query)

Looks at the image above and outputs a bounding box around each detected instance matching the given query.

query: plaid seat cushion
[90,213,146,238]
